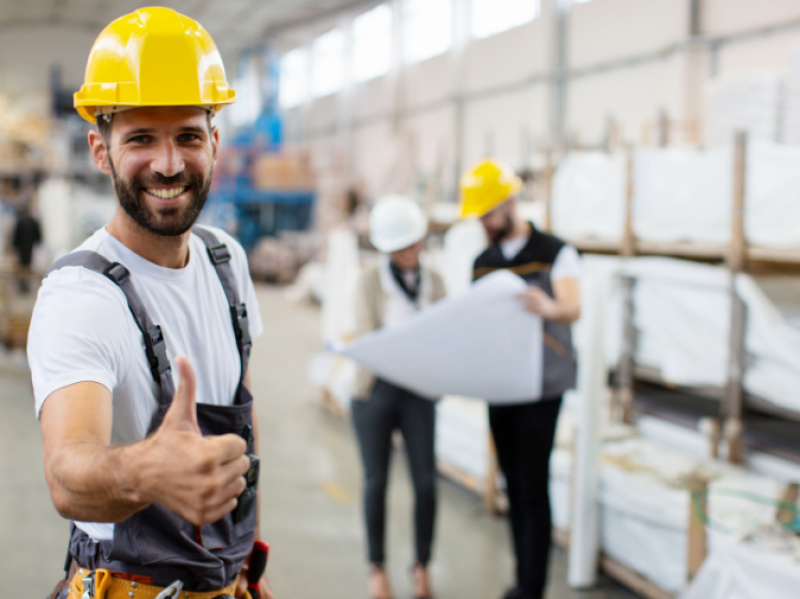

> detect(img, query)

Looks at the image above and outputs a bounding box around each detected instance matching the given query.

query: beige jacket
[351,259,447,400]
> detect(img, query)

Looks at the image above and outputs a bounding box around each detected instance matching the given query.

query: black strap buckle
[104,262,129,284]
[231,303,252,355]
[206,243,231,265]
[144,325,171,380]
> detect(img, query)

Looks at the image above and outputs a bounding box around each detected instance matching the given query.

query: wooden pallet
[0,315,30,350]
[552,528,676,599]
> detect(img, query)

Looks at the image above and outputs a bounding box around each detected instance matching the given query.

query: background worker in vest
[351,196,446,599]
[28,8,273,599]
[460,160,581,599]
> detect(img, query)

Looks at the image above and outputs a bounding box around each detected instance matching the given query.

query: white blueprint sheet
[340,270,543,403]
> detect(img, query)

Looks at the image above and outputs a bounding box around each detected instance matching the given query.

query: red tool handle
[247,540,270,596]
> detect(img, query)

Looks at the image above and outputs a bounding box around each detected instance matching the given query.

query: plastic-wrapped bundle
[704,74,783,147]
[551,152,627,241]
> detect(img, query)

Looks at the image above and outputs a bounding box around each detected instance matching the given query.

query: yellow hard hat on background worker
[458,159,523,219]
[74,6,236,123]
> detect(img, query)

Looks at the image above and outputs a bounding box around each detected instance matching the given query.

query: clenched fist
[138,357,251,525]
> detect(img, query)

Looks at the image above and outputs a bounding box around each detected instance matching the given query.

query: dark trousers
[489,396,563,599]
[351,379,437,566]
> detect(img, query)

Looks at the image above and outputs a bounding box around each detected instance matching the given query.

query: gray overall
[531,269,577,398]
[48,227,257,594]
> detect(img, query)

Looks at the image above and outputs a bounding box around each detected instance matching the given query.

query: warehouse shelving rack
[538,130,800,599]
[207,146,316,252]
[0,137,47,350]
[545,131,800,466]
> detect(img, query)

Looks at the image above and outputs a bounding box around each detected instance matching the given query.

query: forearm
[45,439,149,522]
[552,298,581,325]
[41,362,250,528]
[551,278,581,325]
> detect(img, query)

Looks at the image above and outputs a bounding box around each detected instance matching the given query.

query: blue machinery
[207,47,315,251]
[208,181,314,251]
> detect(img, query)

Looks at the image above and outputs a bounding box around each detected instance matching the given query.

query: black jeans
[351,379,437,566]
[489,396,563,599]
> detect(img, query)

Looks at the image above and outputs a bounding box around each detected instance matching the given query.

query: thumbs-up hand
[161,356,201,434]
[138,357,251,526]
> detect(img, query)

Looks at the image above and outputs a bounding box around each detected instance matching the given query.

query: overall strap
[47,251,175,416]
[192,227,252,390]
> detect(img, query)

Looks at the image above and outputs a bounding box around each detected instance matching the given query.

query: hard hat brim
[457,183,521,219]
[371,223,428,253]
[74,7,236,124]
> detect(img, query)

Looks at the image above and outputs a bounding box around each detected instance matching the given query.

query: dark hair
[96,114,113,147]
[95,110,214,149]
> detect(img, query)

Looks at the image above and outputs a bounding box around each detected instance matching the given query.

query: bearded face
[96,106,217,239]
[480,203,516,243]
[486,212,515,243]
[108,156,212,237]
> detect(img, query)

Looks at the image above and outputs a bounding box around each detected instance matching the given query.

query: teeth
[147,187,186,199]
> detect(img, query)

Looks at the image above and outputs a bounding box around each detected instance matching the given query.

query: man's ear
[88,129,112,176]
[211,126,219,162]
[506,196,518,216]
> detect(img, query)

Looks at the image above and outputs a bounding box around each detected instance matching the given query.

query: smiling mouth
[146,187,187,200]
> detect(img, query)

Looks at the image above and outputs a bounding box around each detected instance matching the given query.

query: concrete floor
[1,284,640,599]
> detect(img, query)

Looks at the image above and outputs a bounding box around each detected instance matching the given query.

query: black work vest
[473,223,577,399]
[48,227,257,591]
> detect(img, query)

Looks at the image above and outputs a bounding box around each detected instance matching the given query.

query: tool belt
[66,567,245,599]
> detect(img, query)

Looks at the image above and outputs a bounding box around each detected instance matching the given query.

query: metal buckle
[82,569,111,599]
[104,262,130,284]
[206,243,231,265]
[231,303,252,353]
[145,325,171,377]
[154,580,184,599]
[81,573,94,599]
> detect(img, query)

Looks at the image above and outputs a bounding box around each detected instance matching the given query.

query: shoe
[500,588,529,599]
[411,563,432,599]
[369,564,393,599]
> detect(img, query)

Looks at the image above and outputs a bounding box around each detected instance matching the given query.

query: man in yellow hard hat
[28,8,272,599]
[461,159,581,599]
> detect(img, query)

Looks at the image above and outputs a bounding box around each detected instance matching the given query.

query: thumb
[162,356,200,434]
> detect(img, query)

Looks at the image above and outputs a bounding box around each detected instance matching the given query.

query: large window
[279,47,308,109]
[471,0,541,40]
[403,0,453,64]
[353,4,393,82]
[311,28,345,98]
[230,53,261,127]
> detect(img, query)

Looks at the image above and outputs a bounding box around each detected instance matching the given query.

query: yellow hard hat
[74,7,236,124]
[458,159,523,219]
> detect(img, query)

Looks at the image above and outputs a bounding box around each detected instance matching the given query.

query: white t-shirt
[28,226,263,540]
[499,236,581,281]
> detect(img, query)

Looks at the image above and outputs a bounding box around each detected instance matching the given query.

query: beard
[109,158,212,237]
[487,213,515,243]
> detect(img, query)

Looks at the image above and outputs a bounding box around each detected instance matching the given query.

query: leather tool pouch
[47,560,77,599]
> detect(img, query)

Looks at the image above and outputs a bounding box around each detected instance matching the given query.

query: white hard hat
[369,195,428,253]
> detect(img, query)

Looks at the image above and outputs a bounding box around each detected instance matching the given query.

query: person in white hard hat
[351,196,446,599]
